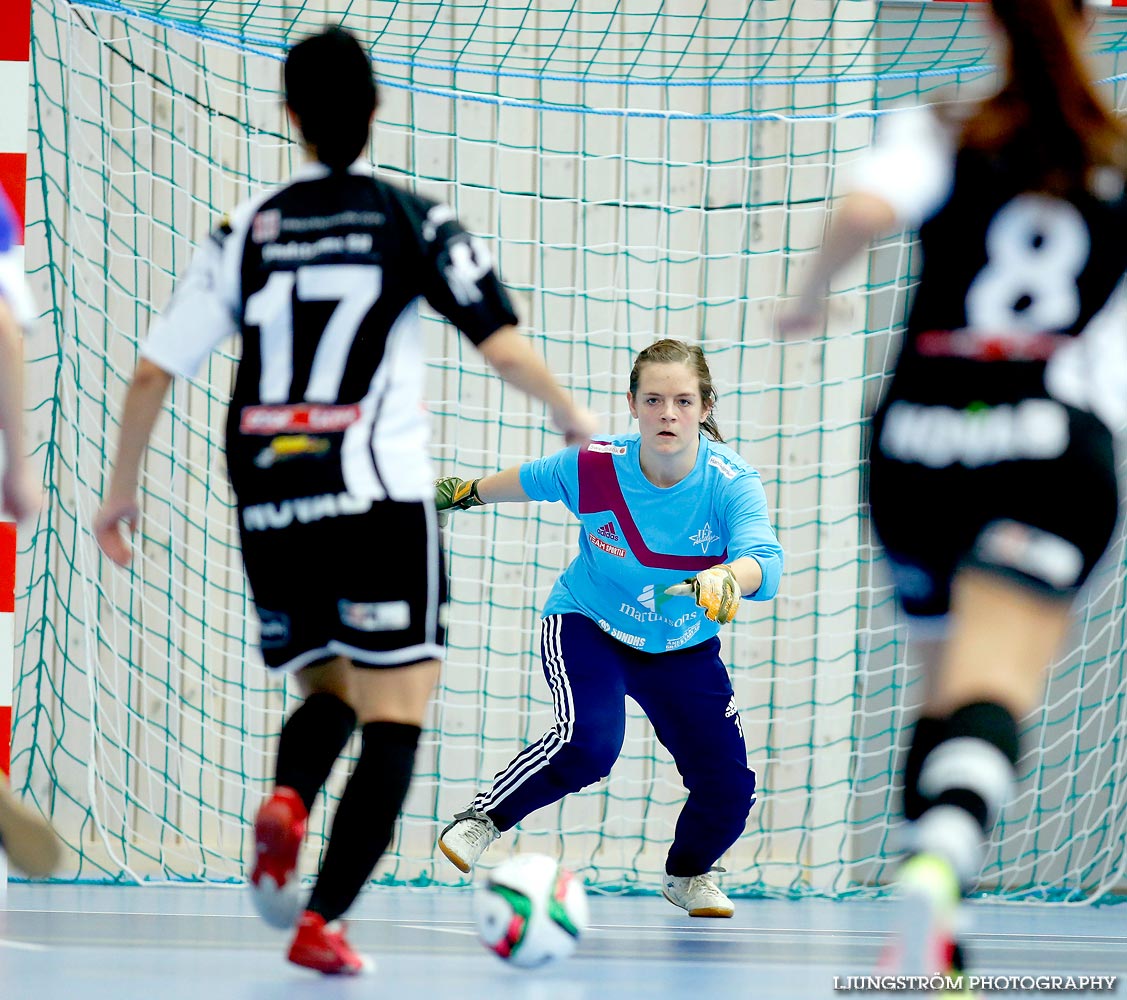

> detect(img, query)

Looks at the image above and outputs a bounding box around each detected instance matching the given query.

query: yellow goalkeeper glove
[664,565,741,624]
[435,476,485,513]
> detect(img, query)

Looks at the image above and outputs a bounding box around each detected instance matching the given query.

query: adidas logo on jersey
[597,521,620,542]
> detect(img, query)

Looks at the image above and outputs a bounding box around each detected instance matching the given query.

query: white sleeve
[0,249,35,327]
[849,106,956,228]
[141,226,241,379]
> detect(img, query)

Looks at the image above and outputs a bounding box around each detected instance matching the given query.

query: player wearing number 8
[92,26,595,975]
[778,0,1127,984]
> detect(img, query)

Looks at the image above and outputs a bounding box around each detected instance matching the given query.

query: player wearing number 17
[92,27,595,975]
[778,0,1127,985]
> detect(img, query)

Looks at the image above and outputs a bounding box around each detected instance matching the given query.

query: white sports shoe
[662,870,734,918]
[437,809,500,873]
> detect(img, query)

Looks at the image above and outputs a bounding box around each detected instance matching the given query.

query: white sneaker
[437,810,500,873]
[662,870,734,918]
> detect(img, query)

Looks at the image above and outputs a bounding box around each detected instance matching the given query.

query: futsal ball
[473,853,589,968]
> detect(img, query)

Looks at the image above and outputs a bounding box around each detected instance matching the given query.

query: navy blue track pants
[469,612,756,876]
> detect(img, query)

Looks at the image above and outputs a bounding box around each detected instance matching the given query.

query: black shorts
[868,398,1119,625]
[237,496,447,672]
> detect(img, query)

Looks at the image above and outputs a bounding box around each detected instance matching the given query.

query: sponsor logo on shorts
[241,403,361,435]
[879,399,1069,469]
[975,520,1084,590]
[664,620,702,650]
[596,520,619,542]
[338,600,410,632]
[596,619,646,649]
[242,492,373,531]
[254,435,331,469]
[587,442,627,456]
[588,532,626,558]
[258,609,290,649]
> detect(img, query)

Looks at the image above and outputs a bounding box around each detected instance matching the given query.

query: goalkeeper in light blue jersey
[435,339,783,917]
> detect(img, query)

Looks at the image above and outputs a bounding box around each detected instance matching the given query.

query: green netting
[17,0,1127,900]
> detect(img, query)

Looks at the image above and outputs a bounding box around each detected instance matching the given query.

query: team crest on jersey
[422,204,457,242]
[689,522,720,552]
[252,209,282,244]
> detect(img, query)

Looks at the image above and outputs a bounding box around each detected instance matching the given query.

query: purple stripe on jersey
[577,447,725,571]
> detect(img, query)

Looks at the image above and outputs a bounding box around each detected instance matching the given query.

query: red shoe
[287,910,372,975]
[249,786,307,929]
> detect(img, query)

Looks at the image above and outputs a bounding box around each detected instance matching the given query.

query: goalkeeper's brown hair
[959,0,1127,193]
[629,339,723,443]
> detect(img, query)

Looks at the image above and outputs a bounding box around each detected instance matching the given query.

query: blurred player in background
[0,182,61,879]
[435,338,783,918]
[93,27,595,974]
[778,0,1127,981]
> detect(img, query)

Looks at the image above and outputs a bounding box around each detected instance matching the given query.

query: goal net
[17,0,1127,900]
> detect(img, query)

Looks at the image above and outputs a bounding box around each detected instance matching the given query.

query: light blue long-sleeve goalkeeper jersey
[519,434,784,654]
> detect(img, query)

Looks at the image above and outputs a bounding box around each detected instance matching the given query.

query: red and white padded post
[0,0,32,782]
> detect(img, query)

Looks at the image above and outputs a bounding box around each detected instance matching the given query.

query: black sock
[912,701,1021,887]
[902,715,946,822]
[926,701,1020,829]
[307,721,421,923]
[275,692,357,813]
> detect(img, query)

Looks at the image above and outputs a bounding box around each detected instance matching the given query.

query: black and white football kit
[851,109,1127,626]
[142,162,518,670]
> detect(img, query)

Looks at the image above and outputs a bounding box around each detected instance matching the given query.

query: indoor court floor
[0,882,1124,999]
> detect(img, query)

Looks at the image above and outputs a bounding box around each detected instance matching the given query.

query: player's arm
[0,296,39,523]
[777,107,953,337]
[435,464,530,514]
[775,192,898,336]
[664,557,767,626]
[94,215,239,565]
[726,556,764,597]
[93,358,174,566]
[476,327,596,445]
[414,202,597,444]
[665,475,784,623]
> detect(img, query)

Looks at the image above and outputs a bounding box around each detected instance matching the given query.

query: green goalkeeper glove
[664,564,741,624]
[435,476,485,513]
